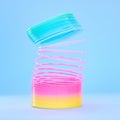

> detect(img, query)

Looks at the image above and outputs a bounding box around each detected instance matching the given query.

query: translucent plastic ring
[27,13,81,46]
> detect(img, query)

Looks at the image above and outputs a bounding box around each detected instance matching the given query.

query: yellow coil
[32,94,82,109]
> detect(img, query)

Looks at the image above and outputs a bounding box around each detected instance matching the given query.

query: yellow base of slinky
[32,94,82,109]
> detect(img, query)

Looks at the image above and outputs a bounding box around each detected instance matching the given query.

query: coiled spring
[32,40,86,86]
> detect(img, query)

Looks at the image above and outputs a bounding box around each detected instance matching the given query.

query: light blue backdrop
[0,0,120,95]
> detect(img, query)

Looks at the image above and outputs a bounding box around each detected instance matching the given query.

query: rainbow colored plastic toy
[27,13,85,109]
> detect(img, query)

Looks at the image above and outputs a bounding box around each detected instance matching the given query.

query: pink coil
[32,40,86,90]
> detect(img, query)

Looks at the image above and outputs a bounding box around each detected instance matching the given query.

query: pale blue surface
[0,94,120,120]
[0,0,120,95]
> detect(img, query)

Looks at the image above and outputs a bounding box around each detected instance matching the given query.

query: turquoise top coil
[27,13,81,46]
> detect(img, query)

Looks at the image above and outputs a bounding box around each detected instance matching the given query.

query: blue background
[0,0,120,95]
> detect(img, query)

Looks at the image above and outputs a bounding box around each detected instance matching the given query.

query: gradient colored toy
[27,13,85,109]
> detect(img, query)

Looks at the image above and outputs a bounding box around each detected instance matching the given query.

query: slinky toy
[27,13,85,109]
